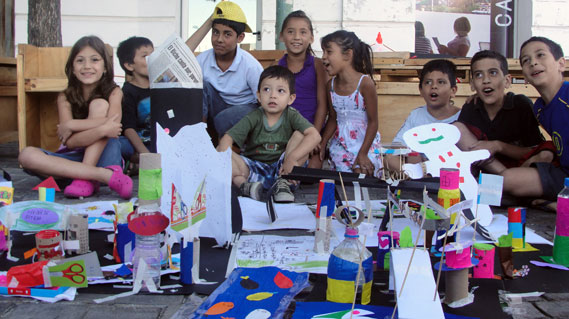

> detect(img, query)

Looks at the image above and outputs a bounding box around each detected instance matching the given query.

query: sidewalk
[1,141,567,318]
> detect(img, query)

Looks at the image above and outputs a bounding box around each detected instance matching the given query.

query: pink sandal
[106,165,133,199]
[64,179,99,198]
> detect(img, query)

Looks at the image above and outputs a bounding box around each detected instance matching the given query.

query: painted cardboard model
[402,123,493,226]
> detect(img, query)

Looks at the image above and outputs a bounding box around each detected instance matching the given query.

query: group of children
[17,1,569,212]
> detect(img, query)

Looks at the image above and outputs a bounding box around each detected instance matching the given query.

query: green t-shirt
[227,107,313,164]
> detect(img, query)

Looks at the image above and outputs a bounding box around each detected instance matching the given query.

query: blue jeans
[202,80,258,136]
[42,138,123,168]
[119,136,135,160]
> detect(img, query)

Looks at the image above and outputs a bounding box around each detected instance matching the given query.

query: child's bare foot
[530,199,557,212]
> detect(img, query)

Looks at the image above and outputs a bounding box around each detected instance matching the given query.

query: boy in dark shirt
[454,50,554,174]
[116,36,154,166]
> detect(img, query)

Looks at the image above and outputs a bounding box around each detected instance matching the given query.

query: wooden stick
[433,232,450,301]
[338,172,354,228]
[391,302,398,319]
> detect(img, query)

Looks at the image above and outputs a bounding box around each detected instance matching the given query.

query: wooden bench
[0,56,17,145]
[16,46,567,151]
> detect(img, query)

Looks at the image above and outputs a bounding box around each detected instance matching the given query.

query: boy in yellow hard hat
[186,1,263,138]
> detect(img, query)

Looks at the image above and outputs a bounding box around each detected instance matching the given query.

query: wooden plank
[0,57,16,65]
[0,131,17,144]
[25,78,67,92]
[37,47,70,78]
[0,86,16,96]
[0,96,17,137]
[16,52,26,150]
[39,93,59,151]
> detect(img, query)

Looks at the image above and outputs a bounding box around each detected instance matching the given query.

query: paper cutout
[193,267,309,318]
[38,187,55,202]
[36,229,63,260]
[128,212,169,236]
[138,168,163,201]
[274,271,293,289]
[205,302,234,315]
[170,183,190,232]
[245,309,271,319]
[33,177,61,191]
[246,292,274,301]
[7,260,49,287]
[0,186,14,205]
[402,123,493,226]
[1,201,71,232]
[241,276,259,289]
[157,123,232,246]
[478,173,504,206]
[66,214,89,254]
[530,260,569,271]
[239,197,315,232]
[473,243,496,279]
[21,208,59,225]
[44,260,88,287]
[390,248,444,318]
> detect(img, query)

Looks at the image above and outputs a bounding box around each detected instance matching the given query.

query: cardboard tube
[445,268,469,304]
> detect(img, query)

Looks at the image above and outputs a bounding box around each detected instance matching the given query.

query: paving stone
[3,303,88,319]
[169,294,206,319]
[504,302,550,319]
[83,304,164,319]
[534,301,569,318]
[542,292,569,301]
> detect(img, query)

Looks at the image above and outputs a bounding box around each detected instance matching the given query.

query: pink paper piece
[556,198,569,236]
[530,260,569,271]
[473,246,495,278]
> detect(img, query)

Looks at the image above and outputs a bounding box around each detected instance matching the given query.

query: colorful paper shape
[0,186,14,205]
[473,243,495,279]
[192,267,309,319]
[38,187,55,202]
[3,201,70,231]
[478,173,504,207]
[128,212,169,236]
[32,177,61,192]
[45,259,88,287]
[316,179,335,218]
[326,254,373,304]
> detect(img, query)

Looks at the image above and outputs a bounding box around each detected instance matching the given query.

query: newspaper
[148,34,203,89]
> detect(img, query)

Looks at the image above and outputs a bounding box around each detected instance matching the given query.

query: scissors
[51,262,86,285]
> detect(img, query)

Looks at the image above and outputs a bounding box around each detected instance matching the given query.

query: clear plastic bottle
[553,178,569,265]
[132,204,162,290]
[326,227,373,303]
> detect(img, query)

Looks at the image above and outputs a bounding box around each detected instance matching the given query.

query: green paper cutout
[425,208,441,220]
[498,233,513,247]
[47,259,88,287]
[139,168,163,200]
[399,226,413,248]
[384,252,391,270]
[473,243,494,251]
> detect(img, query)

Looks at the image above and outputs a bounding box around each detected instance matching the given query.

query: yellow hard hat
[212,1,252,33]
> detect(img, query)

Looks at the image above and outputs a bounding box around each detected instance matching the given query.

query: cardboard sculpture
[473,243,495,279]
[433,241,478,307]
[66,214,89,254]
[313,179,335,253]
[402,123,493,226]
[35,229,63,261]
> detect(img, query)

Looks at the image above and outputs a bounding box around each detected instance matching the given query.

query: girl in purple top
[279,10,328,168]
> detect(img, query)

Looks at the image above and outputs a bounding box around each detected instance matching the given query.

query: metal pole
[275,0,293,50]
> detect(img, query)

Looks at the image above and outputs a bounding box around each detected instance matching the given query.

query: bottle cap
[345,227,359,238]
[565,177,569,188]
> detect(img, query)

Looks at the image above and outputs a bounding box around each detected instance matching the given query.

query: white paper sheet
[67,200,117,231]
[157,123,232,246]
[238,197,316,231]
[235,235,339,274]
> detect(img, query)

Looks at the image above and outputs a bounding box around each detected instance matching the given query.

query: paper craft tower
[434,241,478,306]
[313,179,335,253]
[508,207,526,249]
[66,214,89,254]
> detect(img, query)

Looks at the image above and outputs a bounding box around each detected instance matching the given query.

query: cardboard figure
[402,123,493,226]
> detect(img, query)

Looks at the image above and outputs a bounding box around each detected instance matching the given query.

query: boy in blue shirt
[116,36,154,167]
[186,1,263,137]
[502,37,569,209]
[217,66,321,202]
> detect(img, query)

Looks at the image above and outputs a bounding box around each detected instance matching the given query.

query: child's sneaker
[240,181,262,201]
[273,178,294,203]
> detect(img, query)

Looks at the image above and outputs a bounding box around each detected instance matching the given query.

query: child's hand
[279,158,299,176]
[353,153,374,176]
[318,141,327,161]
[57,122,72,145]
[470,140,501,156]
[102,114,122,138]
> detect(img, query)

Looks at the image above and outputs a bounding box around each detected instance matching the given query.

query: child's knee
[88,98,110,118]
[18,147,39,169]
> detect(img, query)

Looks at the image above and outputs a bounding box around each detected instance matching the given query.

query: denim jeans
[119,136,135,161]
[202,80,258,136]
[43,137,123,168]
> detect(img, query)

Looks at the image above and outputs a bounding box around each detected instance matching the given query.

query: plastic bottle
[132,204,162,290]
[553,178,569,265]
[326,227,373,304]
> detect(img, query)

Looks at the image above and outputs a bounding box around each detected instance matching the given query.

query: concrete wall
[531,0,569,56]
[259,0,415,53]
[15,0,187,82]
